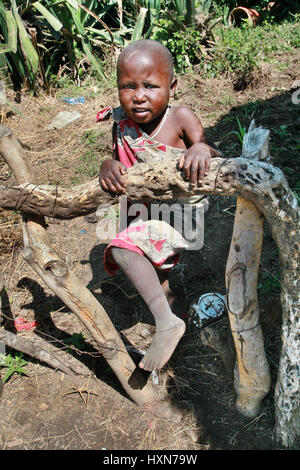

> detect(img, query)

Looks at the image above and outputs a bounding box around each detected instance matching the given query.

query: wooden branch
[0,156,285,219]
[225,122,271,418]
[0,327,85,376]
[226,199,271,417]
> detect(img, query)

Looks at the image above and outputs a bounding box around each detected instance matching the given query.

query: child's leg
[156,269,175,306]
[111,247,185,371]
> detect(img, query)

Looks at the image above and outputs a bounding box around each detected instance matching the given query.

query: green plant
[0,351,29,383]
[273,124,292,139]
[63,333,86,354]
[0,0,116,88]
[258,273,281,295]
[228,116,247,146]
[242,100,262,118]
[205,24,261,78]
[151,17,204,73]
[0,0,146,90]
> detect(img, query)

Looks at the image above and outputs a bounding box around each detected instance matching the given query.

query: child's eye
[123,84,135,89]
[145,84,157,89]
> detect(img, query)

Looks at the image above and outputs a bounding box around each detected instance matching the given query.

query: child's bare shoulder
[171,105,199,123]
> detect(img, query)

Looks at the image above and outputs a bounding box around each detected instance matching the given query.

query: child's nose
[133,87,146,102]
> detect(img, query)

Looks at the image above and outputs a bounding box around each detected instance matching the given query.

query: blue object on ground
[190,292,227,329]
[62,97,85,105]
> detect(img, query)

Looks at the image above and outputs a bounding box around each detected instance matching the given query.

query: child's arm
[176,107,222,185]
[99,122,127,194]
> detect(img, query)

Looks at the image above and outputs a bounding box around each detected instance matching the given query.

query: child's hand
[99,159,127,194]
[178,143,211,185]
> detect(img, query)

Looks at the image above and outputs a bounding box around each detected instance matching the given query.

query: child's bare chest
[149,112,187,150]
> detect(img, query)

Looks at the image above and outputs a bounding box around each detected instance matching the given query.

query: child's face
[117,49,177,125]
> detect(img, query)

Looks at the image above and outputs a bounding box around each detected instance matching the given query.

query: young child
[97,39,221,372]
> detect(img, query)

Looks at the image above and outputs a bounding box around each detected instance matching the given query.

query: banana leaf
[82,37,106,78]
[66,0,79,10]
[11,0,39,76]
[67,3,106,78]
[6,10,17,53]
[148,0,161,23]
[131,7,147,40]
[32,2,63,32]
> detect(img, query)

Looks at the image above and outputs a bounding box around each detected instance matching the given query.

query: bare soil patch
[0,52,300,451]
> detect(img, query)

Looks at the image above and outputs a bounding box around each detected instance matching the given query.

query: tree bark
[0,326,89,376]
[226,198,271,417]
[0,156,287,218]
[0,123,299,446]
[226,123,271,418]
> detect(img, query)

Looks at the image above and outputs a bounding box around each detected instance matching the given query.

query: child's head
[116,40,177,126]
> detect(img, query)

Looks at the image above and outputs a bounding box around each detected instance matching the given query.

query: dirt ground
[0,50,299,451]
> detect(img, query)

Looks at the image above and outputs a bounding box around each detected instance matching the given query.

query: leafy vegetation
[0,351,28,383]
[62,332,86,354]
[0,1,299,90]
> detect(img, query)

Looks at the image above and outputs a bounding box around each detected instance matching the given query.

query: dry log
[0,122,299,446]
[0,156,288,219]
[226,199,271,417]
[226,123,271,418]
[0,327,87,376]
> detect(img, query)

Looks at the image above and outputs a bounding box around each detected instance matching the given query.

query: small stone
[47,111,81,130]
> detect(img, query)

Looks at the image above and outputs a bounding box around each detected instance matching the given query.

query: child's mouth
[132,108,150,116]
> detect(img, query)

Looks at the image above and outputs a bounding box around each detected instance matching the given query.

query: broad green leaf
[3,369,14,383]
[67,2,85,36]
[0,52,10,82]
[11,0,39,75]
[174,0,185,17]
[131,7,147,41]
[80,0,95,26]
[0,1,7,23]
[33,2,63,32]
[66,0,78,10]
[6,10,17,53]
[7,48,27,80]
[81,38,106,78]
[87,25,130,43]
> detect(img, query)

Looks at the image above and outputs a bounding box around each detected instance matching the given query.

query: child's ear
[170,78,178,98]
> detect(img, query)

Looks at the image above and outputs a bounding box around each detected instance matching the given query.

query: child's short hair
[117,39,174,82]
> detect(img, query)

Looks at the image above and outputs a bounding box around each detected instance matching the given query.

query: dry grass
[0,210,23,260]
[0,85,119,259]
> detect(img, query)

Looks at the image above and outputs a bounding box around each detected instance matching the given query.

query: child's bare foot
[139,317,186,371]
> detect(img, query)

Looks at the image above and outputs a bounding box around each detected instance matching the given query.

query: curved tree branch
[0,156,286,216]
